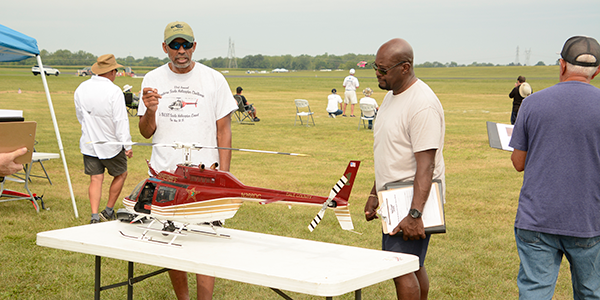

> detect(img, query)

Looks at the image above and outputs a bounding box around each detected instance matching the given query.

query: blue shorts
[382,232,431,267]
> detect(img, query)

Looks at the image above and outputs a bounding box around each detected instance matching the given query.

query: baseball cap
[560,36,600,67]
[236,86,243,93]
[349,69,356,74]
[164,21,195,44]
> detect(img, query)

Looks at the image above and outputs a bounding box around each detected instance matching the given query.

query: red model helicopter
[92,142,360,245]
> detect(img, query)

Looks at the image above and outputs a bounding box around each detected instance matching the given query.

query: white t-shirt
[343,75,359,91]
[74,76,132,159]
[139,63,238,172]
[326,94,343,112]
[359,97,378,117]
[373,79,445,192]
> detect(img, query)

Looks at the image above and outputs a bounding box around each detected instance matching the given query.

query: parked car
[77,67,93,76]
[31,65,60,76]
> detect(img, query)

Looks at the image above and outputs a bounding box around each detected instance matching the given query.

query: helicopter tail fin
[335,160,360,202]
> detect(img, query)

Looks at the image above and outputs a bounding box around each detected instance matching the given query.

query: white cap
[349,69,355,74]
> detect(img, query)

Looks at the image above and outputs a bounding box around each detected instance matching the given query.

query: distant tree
[535,61,546,66]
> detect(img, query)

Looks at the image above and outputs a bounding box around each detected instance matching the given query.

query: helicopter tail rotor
[308,161,360,232]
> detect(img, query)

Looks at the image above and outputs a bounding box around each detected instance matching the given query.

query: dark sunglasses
[168,41,194,50]
[372,61,407,75]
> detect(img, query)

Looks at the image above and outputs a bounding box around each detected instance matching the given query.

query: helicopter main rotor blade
[88,141,308,157]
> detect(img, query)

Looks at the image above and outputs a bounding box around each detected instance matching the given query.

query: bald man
[364,38,445,300]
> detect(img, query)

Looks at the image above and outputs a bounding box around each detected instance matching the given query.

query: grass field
[0,65,595,299]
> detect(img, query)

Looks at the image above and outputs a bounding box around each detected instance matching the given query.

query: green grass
[1,65,594,299]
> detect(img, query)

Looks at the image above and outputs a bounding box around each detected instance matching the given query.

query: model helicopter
[92,141,360,245]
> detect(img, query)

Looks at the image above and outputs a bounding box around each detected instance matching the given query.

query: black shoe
[253,117,260,122]
[99,209,116,222]
[90,219,99,224]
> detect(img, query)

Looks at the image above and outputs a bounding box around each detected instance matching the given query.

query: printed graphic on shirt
[157,85,205,124]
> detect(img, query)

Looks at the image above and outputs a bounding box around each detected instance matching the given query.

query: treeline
[0,49,550,69]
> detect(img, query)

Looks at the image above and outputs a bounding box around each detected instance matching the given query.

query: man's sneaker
[99,209,116,222]
[90,219,99,224]
[253,117,260,122]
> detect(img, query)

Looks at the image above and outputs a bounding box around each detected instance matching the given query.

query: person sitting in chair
[235,86,259,122]
[359,88,378,129]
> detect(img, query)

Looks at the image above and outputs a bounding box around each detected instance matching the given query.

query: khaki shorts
[83,149,128,176]
[344,91,358,104]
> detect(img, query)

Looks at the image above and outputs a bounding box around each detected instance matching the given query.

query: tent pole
[36,55,79,218]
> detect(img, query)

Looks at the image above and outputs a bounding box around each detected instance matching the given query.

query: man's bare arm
[216,113,232,172]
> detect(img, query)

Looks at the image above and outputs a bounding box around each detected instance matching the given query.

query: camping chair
[233,95,255,125]
[294,99,315,126]
[124,92,138,116]
[358,103,376,130]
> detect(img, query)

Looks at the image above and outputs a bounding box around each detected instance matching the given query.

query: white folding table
[37,221,419,299]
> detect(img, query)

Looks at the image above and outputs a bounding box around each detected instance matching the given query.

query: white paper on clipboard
[377,180,446,234]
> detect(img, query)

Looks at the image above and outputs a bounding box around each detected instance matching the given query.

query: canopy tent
[0,24,78,217]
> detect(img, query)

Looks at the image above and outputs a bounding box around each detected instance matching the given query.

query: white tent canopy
[0,24,78,217]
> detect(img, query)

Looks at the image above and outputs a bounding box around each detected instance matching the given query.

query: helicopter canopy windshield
[128,179,146,201]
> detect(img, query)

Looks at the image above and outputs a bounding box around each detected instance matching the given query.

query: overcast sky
[2,0,599,66]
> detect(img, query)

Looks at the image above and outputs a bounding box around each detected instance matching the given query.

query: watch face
[410,208,422,218]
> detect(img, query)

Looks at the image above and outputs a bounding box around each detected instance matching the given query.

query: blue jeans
[515,228,600,300]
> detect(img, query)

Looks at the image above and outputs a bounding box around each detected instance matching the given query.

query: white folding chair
[294,99,315,126]
[358,103,376,130]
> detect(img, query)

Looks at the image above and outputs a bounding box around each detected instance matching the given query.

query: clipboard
[486,121,514,151]
[0,121,37,164]
[377,179,446,235]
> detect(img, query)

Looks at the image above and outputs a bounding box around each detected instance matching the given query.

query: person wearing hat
[74,54,134,224]
[509,35,600,299]
[235,86,259,121]
[342,68,360,117]
[359,87,379,129]
[508,75,533,124]
[138,21,238,300]
[326,88,343,118]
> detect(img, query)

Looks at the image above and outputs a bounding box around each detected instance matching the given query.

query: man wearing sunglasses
[364,38,445,300]
[138,21,238,300]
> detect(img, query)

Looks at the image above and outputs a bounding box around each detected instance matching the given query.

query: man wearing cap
[74,54,133,224]
[508,75,533,125]
[509,36,600,299]
[326,88,343,118]
[235,86,259,121]
[342,68,360,117]
[138,21,237,300]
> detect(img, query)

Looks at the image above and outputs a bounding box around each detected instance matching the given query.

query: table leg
[128,262,134,300]
[95,256,101,300]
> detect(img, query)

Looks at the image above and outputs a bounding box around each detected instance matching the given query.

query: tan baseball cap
[91,54,123,75]
[164,21,194,44]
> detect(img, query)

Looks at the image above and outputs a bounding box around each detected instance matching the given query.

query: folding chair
[294,99,315,126]
[358,103,376,130]
[233,95,255,125]
[124,92,138,116]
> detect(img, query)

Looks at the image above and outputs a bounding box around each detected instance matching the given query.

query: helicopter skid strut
[119,219,230,247]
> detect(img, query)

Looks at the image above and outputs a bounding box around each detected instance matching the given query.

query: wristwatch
[409,208,423,219]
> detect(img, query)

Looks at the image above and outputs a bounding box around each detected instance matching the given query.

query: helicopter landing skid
[120,219,230,247]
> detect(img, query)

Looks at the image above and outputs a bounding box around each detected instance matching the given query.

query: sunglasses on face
[372,61,407,75]
[168,41,194,50]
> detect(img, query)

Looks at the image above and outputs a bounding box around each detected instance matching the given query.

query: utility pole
[227,37,237,69]
[515,46,520,65]
[524,48,531,66]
